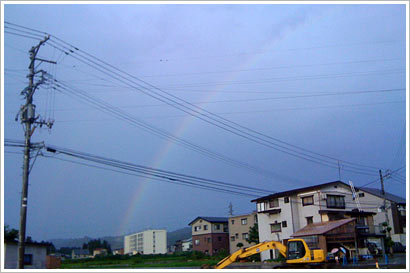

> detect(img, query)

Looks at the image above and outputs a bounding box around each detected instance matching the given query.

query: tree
[4,225,18,241]
[236,242,244,248]
[82,239,112,254]
[246,223,259,244]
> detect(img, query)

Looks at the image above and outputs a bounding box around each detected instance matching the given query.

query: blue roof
[359,187,406,204]
[188,216,228,226]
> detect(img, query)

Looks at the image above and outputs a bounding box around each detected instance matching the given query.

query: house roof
[358,187,406,204]
[291,218,355,237]
[188,216,228,226]
[251,180,348,203]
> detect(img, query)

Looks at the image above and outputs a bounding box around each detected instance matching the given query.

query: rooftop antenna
[349,180,362,211]
[228,202,233,216]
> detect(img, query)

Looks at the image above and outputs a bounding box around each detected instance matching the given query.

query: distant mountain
[51,227,192,250]
[167,227,191,247]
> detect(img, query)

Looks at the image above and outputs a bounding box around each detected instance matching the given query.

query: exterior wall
[46,255,61,269]
[191,219,212,235]
[124,230,167,255]
[4,242,47,269]
[192,233,229,255]
[228,212,257,254]
[182,240,192,251]
[355,189,405,235]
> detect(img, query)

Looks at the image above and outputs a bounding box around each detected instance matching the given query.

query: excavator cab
[287,240,307,259]
[286,239,325,264]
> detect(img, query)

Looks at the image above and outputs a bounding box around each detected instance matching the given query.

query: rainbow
[117,41,278,236]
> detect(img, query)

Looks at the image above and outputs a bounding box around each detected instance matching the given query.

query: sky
[2,3,407,242]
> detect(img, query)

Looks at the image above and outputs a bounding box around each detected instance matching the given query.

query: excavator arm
[215,241,287,269]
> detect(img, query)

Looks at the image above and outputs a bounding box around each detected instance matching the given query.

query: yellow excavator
[216,238,326,269]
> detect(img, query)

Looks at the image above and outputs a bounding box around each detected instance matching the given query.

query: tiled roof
[291,218,355,237]
[188,216,228,226]
[359,187,406,204]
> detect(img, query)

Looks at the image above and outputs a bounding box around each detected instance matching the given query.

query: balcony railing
[356,225,384,235]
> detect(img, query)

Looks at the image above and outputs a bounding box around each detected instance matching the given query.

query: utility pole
[17,36,55,269]
[337,161,342,181]
[379,169,390,257]
[379,170,390,229]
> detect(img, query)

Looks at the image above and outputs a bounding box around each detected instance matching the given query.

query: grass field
[61,252,223,269]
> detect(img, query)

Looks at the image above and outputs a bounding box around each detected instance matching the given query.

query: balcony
[356,225,384,236]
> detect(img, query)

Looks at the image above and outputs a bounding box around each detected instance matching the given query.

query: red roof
[291,218,355,237]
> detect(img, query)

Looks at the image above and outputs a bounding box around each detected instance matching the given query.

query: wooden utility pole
[17,36,55,269]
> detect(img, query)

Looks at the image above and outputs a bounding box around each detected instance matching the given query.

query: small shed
[291,218,357,257]
[4,240,49,269]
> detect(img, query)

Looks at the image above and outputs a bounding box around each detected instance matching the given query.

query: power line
[5,22,386,176]
[48,80,296,184]
[46,43,379,175]
[4,139,395,208]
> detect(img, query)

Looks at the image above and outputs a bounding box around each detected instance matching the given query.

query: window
[194,226,198,232]
[231,236,235,242]
[269,198,279,208]
[235,233,239,239]
[359,193,365,198]
[215,224,220,230]
[302,195,314,206]
[257,202,266,212]
[204,225,208,230]
[223,224,228,232]
[195,239,200,246]
[231,220,235,225]
[284,197,289,203]
[357,216,368,226]
[241,218,247,225]
[270,223,281,233]
[326,195,345,209]
[24,254,33,265]
[207,237,211,243]
[218,236,222,241]
[242,233,249,239]
[282,221,287,228]
[306,216,313,225]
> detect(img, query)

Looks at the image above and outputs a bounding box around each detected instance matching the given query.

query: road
[224,254,407,269]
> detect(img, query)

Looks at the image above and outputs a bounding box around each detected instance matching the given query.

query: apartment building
[228,211,258,254]
[124,229,167,255]
[189,216,229,255]
[251,180,406,261]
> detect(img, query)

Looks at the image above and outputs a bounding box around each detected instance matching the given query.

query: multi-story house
[124,229,167,255]
[228,211,258,254]
[252,180,405,261]
[189,216,229,255]
[359,187,406,245]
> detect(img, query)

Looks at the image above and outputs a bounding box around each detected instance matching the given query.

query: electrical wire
[5,139,393,208]
[4,22,391,177]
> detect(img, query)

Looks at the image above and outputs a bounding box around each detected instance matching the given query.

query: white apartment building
[124,229,167,255]
[252,181,406,261]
